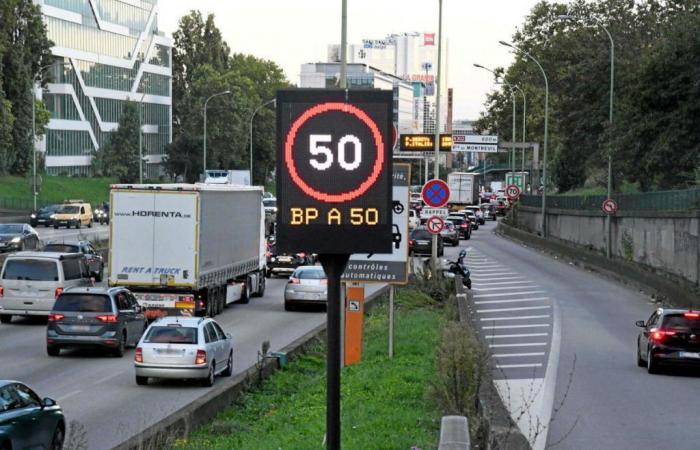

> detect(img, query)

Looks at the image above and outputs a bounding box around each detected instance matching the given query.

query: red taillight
[181,296,194,303]
[135,347,143,363]
[54,287,64,298]
[48,313,64,322]
[198,300,205,308]
[409,240,415,246]
[460,224,468,228]
[684,312,700,318]
[0,286,3,297]
[289,277,300,284]
[96,314,118,323]
[265,252,272,257]
[195,349,207,365]
[650,328,676,342]
[320,279,328,285]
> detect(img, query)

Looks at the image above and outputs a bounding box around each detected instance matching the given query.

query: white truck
[204,169,251,186]
[448,172,478,205]
[108,184,266,319]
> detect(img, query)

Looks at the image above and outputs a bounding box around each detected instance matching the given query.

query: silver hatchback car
[134,317,233,387]
[283,266,327,311]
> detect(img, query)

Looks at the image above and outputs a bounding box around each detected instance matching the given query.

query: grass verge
[176,288,442,450]
[0,176,116,209]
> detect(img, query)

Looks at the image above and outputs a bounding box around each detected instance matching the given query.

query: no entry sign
[506,184,521,200]
[276,89,393,254]
[602,198,619,215]
[422,179,450,208]
[427,215,445,235]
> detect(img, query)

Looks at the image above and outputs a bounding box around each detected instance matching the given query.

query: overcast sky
[159,1,564,121]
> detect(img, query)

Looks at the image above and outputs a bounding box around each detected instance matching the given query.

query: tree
[0,0,53,175]
[94,102,140,183]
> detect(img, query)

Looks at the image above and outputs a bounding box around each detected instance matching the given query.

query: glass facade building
[38,0,172,177]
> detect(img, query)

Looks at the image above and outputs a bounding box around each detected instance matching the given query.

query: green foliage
[177,291,442,449]
[0,175,114,208]
[93,102,140,183]
[167,11,289,184]
[476,0,700,192]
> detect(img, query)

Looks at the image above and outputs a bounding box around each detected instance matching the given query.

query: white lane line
[469,264,504,268]
[474,285,539,292]
[473,281,537,287]
[496,363,543,369]
[474,291,546,298]
[493,352,546,358]
[471,269,517,273]
[489,342,548,348]
[57,390,82,402]
[478,305,551,313]
[484,333,549,339]
[480,315,551,321]
[472,276,526,282]
[482,324,550,330]
[475,297,550,305]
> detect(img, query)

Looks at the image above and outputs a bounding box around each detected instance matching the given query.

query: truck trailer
[108,184,266,319]
[448,172,478,205]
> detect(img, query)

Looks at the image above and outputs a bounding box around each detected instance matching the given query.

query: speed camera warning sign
[276,89,393,254]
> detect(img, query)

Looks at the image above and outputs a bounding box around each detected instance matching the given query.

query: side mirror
[226,333,233,340]
[135,305,142,313]
[635,320,646,328]
[41,397,56,408]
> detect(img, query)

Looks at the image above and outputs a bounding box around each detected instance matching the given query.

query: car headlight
[270,257,277,262]
[11,237,20,243]
[50,214,56,219]
[30,214,36,219]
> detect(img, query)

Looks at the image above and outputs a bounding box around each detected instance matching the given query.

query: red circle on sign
[427,216,445,235]
[602,198,618,215]
[506,184,521,200]
[284,102,385,203]
[422,179,450,208]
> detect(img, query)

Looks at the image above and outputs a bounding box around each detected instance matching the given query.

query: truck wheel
[239,279,250,304]
[0,315,11,324]
[258,273,266,297]
[205,289,214,317]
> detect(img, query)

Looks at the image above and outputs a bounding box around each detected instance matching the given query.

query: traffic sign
[276,89,393,254]
[421,207,449,218]
[426,216,445,235]
[506,184,521,200]
[422,179,450,208]
[602,198,619,215]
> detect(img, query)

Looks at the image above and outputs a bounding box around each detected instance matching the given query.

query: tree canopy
[93,101,140,183]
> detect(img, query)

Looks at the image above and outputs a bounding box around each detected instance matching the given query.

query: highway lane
[463,221,700,450]
[34,222,110,243]
[0,276,383,449]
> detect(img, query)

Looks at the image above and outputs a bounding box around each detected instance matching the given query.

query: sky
[159,1,559,121]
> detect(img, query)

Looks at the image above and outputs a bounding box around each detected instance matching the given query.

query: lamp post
[202,91,232,177]
[559,14,615,258]
[249,98,276,185]
[499,41,549,236]
[431,0,444,268]
[138,89,147,184]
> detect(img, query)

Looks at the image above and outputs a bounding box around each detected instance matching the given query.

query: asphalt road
[462,221,700,450]
[0,275,382,449]
[33,222,110,244]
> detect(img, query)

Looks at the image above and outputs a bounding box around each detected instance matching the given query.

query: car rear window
[44,244,81,253]
[2,259,58,281]
[295,268,325,279]
[58,205,80,214]
[447,217,465,225]
[0,224,23,234]
[144,326,198,344]
[53,294,112,312]
[662,315,700,331]
[410,229,432,239]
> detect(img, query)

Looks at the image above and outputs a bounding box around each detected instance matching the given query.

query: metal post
[604,26,615,259]
[202,91,231,179]
[139,93,145,184]
[319,254,350,450]
[250,99,276,185]
[388,285,395,358]
[340,0,347,89]
[522,92,526,182]
[432,0,443,268]
[31,85,37,210]
[511,91,516,186]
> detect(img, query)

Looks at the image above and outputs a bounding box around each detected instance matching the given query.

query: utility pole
[431,0,444,268]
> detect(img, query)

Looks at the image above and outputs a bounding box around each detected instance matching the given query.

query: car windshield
[0,224,22,234]
[447,217,464,225]
[295,268,325,279]
[662,314,700,332]
[144,326,198,344]
[411,229,432,239]
[57,205,80,214]
[443,222,455,231]
[263,199,276,207]
[53,294,112,312]
[2,259,58,281]
[44,244,81,253]
[40,205,60,214]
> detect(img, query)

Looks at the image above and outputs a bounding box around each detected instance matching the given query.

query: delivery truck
[108,184,266,319]
[448,172,478,205]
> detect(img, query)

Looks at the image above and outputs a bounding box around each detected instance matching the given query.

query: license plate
[70,325,90,332]
[679,352,700,359]
[279,257,292,262]
[175,301,194,309]
[156,348,183,356]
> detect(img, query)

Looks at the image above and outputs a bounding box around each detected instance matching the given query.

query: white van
[409,209,421,230]
[0,252,92,323]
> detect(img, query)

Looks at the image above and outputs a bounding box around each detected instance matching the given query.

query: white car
[408,209,421,230]
[134,317,233,387]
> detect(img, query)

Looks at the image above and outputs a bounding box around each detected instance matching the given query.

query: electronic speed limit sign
[276,89,393,254]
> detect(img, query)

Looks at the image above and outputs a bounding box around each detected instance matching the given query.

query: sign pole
[319,254,350,450]
[388,285,395,358]
[432,0,444,269]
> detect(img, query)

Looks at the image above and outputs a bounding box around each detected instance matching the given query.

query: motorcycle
[443,258,471,289]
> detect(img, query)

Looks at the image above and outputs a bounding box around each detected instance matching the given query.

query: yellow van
[52,200,93,229]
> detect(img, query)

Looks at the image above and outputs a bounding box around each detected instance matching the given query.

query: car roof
[295,265,323,271]
[63,287,120,295]
[153,316,209,327]
[44,241,87,246]
[5,251,83,259]
[657,308,700,316]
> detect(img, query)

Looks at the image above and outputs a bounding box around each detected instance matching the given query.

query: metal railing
[520,187,700,211]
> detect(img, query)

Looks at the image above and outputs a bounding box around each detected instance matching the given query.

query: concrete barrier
[439,415,470,450]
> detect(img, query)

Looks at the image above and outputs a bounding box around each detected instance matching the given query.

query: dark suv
[47,287,147,357]
[636,308,700,373]
[409,227,444,257]
[42,241,104,281]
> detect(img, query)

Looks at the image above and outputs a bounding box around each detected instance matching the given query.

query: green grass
[560,181,641,196]
[178,289,442,450]
[0,176,116,209]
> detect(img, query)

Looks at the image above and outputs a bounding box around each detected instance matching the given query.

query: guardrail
[520,187,700,211]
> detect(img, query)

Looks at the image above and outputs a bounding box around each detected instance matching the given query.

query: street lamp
[138,87,147,184]
[559,14,615,258]
[431,0,444,268]
[499,40,549,236]
[249,98,276,185]
[202,90,232,177]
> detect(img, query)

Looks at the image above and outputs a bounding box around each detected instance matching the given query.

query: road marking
[474,285,539,292]
[475,297,550,305]
[489,342,548,348]
[472,276,526,282]
[471,269,517,273]
[468,264,504,268]
[496,363,543,369]
[480,315,551,321]
[477,305,551,313]
[484,333,549,339]
[493,352,546,358]
[57,390,82,402]
[474,291,546,298]
[473,281,537,287]
[482,324,550,330]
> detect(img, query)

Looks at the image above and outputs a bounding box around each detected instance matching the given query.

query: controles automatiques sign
[276,89,393,254]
